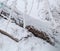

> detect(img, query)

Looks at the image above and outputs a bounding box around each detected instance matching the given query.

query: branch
[0,29,19,42]
[26,25,55,46]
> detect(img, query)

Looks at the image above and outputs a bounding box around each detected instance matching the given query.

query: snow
[0,18,28,40]
[0,18,60,51]
[0,0,60,51]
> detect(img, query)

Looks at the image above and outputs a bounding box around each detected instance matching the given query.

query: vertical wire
[6,0,17,31]
[46,0,57,28]
[37,0,40,9]
[23,0,28,28]
[28,0,34,15]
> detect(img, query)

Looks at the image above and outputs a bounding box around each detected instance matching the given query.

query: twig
[0,29,19,42]
[26,25,55,46]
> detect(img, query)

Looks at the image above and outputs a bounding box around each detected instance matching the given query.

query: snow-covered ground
[0,18,60,51]
[0,0,60,51]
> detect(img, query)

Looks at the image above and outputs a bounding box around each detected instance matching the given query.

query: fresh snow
[0,0,60,51]
[0,18,60,51]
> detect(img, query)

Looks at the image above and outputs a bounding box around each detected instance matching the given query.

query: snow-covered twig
[26,25,55,46]
[0,29,19,42]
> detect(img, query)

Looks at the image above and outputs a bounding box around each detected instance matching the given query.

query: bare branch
[0,29,19,42]
[26,25,55,46]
